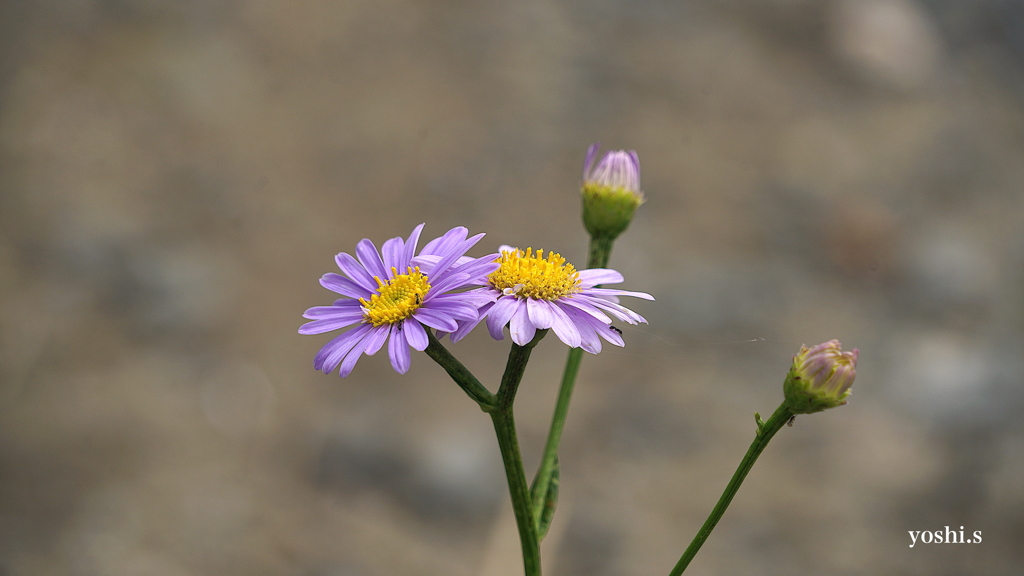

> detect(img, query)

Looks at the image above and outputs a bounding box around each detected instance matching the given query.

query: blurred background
[2,0,1023,574]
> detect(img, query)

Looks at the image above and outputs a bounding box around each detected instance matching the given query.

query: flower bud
[581,143,644,239]
[783,340,858,414]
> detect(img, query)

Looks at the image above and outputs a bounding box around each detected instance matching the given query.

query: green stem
[492,330,547,576]
[587,235,614,270]
[531,234,614,529]
[668,403,794,576]
[424,331,496,411]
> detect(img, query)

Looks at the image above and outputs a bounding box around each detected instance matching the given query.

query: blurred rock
[831,0,945,91]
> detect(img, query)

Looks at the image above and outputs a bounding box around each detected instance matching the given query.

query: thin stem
[491,330,547,576]
[531,234,614,528]
[587,235,614,270]
[424,331,496,411]
[668,403,794,576]
[530,346,581,521]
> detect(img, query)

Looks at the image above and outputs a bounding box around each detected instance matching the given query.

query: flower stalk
[531,233,614,530]
[424,331,496,411]
[532,144,644,538]
[668,403,793,576]
[669,340,857,574]
[491,330,548,576]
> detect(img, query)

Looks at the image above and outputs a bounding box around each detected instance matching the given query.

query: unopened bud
[581,143,644,240]
[783,340,858,414]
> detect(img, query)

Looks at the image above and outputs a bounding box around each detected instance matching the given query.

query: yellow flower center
[488,248,581,301]
[360,267,430,326]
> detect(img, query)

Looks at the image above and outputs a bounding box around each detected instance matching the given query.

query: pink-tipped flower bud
[783,340,859,414]
[581,143,644,240]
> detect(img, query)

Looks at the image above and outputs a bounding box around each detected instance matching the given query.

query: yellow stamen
[488,248,581,301]
[360,267,430,326]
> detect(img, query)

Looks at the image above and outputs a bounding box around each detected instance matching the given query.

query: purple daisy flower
[449,247,653,353]
[300,224,499,377]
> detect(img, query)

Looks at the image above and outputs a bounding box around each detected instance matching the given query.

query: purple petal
[426,273,472,298]
[429,233,485,284]
[509,300,537,345]
[403,319,429,351]
[593,320,625,347]
[559,297,612,323]
[388,326,411,374]
[584,287,654,301]
[302,301,361,318]
[527,298,555,329]
[431,289,498,310]
[567,309,602,354]
[486,296,520,340]
[411,254,441,274]
[567,306,624,349]
[447,254,501,284]
[403,223,425,266]
[583,142,601,180]
[356,238,388,281]
[577,294,647,324]
[299,308,365,334]
[420,226,467,256]
[314,323,372,373]
[335,252,378,293]
[629,150,640,183]
[577,269,624,288]
[320,273,371,299]
[452,301,491,340]
[548,302,582,348]
[425,299,479,321]
[362,323,391,356]
[338,327,378,378]
[412,308,459,332]
[381,236,406,272]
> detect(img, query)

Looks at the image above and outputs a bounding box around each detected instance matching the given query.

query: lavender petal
[548,302,582,348]
[314,323,372,373]
[403,223,425,267]
[362,322,391,356]
[335,252,378,292]
[578,269,624,287]
[380,236,406,272]
[486,296,519,340]
[320,273,371,299]
[403,319,429,351]
[356,238,388,280]
[526,298,554,329]
[388,326,411,374]
[412,308,459,332]
[509,300,537,345]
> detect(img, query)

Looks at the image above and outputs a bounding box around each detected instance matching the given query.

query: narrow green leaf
[535,456,559,540]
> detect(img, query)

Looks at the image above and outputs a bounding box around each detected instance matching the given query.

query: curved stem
[424,331,496,411]
[492,330,547,576]
[531,234,614,529]
[668,403,794,576]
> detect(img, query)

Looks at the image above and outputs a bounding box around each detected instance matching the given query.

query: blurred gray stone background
[1,0,1023,574]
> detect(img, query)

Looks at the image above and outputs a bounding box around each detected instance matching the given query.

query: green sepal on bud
[580,143,644,240]
[783,339,858,414]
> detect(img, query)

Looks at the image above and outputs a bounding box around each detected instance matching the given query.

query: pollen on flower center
[360,267,430,326]
[488,248,581,301]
